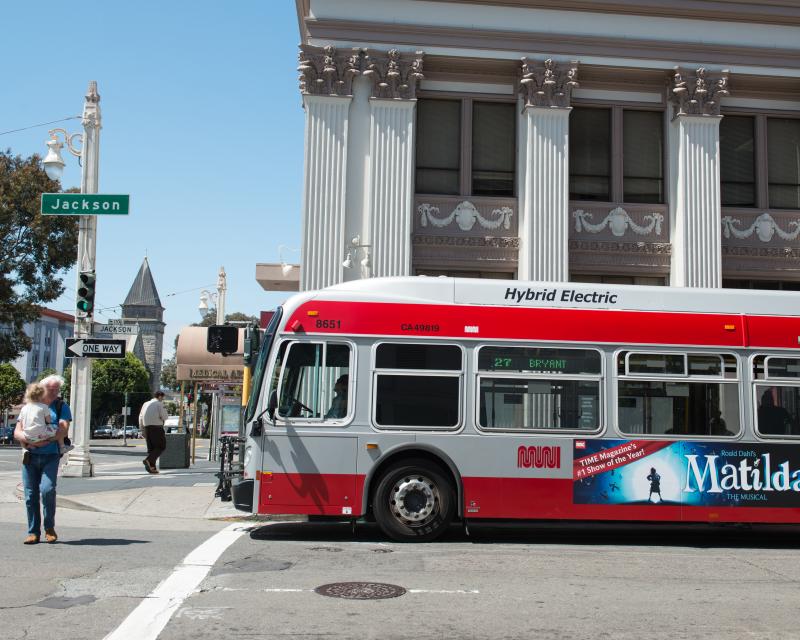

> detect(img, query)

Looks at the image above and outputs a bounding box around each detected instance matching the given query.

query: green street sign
[41,193,130,216]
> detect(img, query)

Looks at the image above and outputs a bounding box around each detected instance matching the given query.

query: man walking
[139,391,168,474]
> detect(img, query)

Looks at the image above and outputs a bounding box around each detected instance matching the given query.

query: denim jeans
[22,453,59,536]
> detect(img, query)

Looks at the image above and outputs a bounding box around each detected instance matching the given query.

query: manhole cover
[314,582,406,600]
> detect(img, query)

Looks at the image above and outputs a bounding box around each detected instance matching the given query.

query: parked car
[92,425,113,439]
[0,425,15,444]
[113,425,140,439]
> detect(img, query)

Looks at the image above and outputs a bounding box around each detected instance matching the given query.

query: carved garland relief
[418,201,514,232]
[721,213,800,243]
[573,207,664,237]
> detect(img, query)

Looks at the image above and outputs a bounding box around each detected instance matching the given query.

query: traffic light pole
[63,82,101,478]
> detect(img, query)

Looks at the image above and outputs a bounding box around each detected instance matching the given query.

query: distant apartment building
[11,308,74,383]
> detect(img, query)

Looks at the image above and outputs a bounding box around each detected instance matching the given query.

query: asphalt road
[2,443,800,639]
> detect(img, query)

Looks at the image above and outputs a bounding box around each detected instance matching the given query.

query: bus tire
[373,459,455,542]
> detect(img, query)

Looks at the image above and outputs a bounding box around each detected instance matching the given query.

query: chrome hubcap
[390,475,438,526]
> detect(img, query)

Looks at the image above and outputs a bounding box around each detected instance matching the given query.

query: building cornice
[404,1,800,29]
[305,19,800,70]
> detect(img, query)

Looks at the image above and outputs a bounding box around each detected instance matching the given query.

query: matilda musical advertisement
[573,439,800,507]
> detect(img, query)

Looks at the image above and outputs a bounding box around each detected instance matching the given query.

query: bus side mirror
[267,389,278,423]
[249,418,263,438]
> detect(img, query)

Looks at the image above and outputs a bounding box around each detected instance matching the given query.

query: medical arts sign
[41,193,130,216]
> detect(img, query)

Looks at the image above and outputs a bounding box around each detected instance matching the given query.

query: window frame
[720,107,800,211]
[614,348,743,440]
[273,338,356,428]
[569,102,666,206]
[474,343,605,435]
[415,93,518,198]
[751,353,800,440]
[370,340,465,432]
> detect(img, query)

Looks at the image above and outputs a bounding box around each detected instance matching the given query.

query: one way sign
[66,338,126,359]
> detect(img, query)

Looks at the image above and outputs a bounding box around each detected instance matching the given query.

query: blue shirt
[33,399,72,456]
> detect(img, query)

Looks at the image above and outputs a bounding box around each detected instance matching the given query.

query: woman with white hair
[14,374,72,544]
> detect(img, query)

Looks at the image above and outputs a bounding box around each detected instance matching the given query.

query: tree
[0,363,25,414]
[160,356,178,391]
[0,150,79,362]
[63,353,151,425]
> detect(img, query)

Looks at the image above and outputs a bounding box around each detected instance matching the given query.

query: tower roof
[123,257,163,309]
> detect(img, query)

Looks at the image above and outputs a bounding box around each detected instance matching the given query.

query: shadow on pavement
[59,538,151,546]
[249,519,800,549]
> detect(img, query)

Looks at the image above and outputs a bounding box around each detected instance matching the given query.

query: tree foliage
[0,150,79,362]
[160,356,178,391]
[0,363,25,413]
[35,368,57,382]
[63,352,152,425]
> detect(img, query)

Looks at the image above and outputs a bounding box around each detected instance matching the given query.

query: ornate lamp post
[43,81,102,477]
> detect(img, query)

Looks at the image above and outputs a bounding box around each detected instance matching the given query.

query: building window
[720,113,800,210]
[569,107,610,201]
[415,99,460,195]
[719,115,755,207]
[416,97,515,197]
[768,118,800,209]
[571,274,666,286]
[471,101,515,196]
[570,107,664,204]
[723,279,800,291]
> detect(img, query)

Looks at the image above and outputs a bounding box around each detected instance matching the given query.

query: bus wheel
[373,460,455,542]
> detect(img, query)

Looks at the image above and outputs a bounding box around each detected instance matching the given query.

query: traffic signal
[207,324,238,355]
[243,323,261,366]
[76,271,96,316]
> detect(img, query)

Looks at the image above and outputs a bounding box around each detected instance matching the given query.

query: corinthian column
[668,67,729,288]
[298,45,360,291]
[364,49,424,278]
[517,58,578,282]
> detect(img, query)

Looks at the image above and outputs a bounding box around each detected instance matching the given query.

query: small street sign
[41,193,130,216]
[94,323,140,336]
[66,338,126,359]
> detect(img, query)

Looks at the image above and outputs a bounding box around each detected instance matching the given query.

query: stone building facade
[289,0,800,292]
[121,258,165,392]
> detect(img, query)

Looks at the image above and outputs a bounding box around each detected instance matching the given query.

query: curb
[14,482,101,512]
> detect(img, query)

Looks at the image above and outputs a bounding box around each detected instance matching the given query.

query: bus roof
[309,277,800,317]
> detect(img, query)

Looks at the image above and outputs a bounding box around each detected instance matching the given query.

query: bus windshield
[244,307,282,424]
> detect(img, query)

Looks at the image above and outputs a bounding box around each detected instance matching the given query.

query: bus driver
[325,375,348,419]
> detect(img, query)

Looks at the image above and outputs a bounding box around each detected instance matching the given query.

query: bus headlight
[243,446,253,479]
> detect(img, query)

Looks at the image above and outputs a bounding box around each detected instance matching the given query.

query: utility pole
[63,82,101,477]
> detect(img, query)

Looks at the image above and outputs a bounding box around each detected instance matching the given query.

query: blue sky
[2,2,303,356]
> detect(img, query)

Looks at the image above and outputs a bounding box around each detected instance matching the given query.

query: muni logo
[517,445,561,469]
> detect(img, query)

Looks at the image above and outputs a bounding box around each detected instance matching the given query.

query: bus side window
[276,342,352,423]
[755,356,800,437]
[617,351,740,437]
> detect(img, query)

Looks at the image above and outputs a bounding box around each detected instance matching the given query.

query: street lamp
[46,81,102,478]
[279,245,298,277]
[199,266,227,325]
[342,235,371,272]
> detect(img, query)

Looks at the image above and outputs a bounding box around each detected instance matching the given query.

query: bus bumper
[231,478,254,513]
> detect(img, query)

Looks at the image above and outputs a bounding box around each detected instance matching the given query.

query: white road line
[103,523,249,640]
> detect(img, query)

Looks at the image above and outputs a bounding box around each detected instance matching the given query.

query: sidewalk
[11,443,244,521]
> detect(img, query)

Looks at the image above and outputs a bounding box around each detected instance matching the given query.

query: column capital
[298,45,425,100]
[519,58,579,109]
[669,67,730,118]
[363,49,424,100]
[298,44,362,97]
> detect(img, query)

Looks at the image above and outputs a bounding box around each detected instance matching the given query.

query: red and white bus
[230,277,800,541]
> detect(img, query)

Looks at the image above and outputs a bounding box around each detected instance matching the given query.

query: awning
[176,326,245,382]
